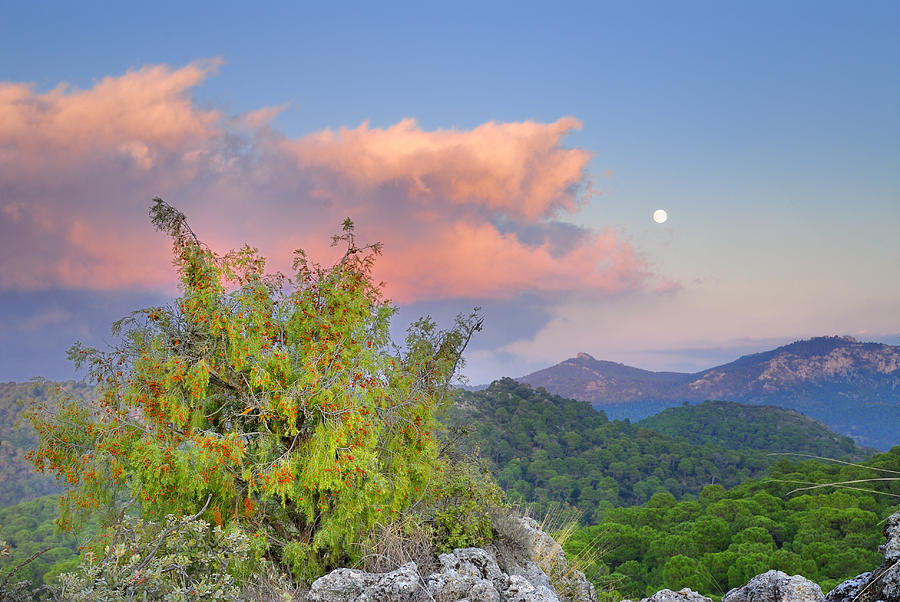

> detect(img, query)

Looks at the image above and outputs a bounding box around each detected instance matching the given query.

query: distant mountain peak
[775,335,860,351]
[519,335,900,450]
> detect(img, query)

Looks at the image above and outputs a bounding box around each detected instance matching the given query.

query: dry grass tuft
[238,561,308,601]
[357,517,438,578]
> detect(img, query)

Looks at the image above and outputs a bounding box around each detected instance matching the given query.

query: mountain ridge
[518,336,900,450]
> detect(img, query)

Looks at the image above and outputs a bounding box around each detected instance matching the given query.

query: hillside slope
[449,378,787,521]
[636,400,876,460]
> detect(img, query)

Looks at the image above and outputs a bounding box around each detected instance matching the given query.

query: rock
[824,506,900,602]
[633,589,712,602]
[822,572,870,602]
[425,548,505,602]
[306,561,419,602]
[511,517,597,602]
[426,547,560,602]
[503,574,558,602]
[722,570,823,602]
[883,506,900,563]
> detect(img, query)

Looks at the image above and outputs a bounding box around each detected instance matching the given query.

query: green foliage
[451,378,785,518]
[54,509,252,601]
[25,200,483,583]
[566,449,900,599]
[636,400,875,460]
[429,460,504,553]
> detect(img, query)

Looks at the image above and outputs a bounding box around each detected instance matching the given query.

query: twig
[130,494,213,578]
[1,546,52,586]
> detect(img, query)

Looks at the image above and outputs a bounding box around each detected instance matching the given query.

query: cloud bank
[0,60,654,302]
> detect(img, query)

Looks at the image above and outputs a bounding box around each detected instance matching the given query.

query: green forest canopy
[450,378,874,520]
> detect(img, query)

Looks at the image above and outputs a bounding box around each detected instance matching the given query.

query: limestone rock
[822,572,871,602]
[306,562,419,602]
[513,517,597,602]
[425,547,560,602]
[425,547,505,602]
[628,589,712,602]
[722,570,823,602]
[503,573,558,602]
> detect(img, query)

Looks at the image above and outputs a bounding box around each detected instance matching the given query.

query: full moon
[652,209,668,224]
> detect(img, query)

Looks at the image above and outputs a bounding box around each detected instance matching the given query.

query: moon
[652,209,668,224]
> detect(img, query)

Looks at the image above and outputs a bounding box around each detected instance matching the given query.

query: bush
[430,459,505,554]
[26,200,483,584]
[54,506,253,601]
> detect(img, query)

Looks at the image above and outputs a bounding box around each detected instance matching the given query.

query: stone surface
[822,572,870,602]
[513,517,597,602]
[425,546,561,602]
[503,573,558,602]
[627,589,712,602]
[306,562,419,602]
[722,570,823,602]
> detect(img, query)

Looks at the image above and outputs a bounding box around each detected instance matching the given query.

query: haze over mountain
[519,336,900,450]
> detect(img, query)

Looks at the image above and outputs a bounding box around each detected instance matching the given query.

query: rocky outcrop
[824,506,900,602]
[305,517,596,602]
[309,506,900,602]
[722,571,823,602]
[425,547,558,601]
[513,517,596,601]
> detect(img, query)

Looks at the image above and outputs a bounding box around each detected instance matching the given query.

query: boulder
[306,562,419,602]
[425,547,559,602]
[622,588,712,602]
[512,517,596,602]
[722,570,823,602]
[822,572,871,602]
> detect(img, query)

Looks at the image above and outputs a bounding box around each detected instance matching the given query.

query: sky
[1,1,898,386]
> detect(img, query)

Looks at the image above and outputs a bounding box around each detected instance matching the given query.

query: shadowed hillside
[636,400,876,460]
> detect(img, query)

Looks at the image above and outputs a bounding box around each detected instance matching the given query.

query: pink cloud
[284,117,591,221]
[2,59,222,167]
[374,221,647,302]
[0,60,658,302]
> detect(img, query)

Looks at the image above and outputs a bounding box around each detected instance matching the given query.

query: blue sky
[1,1,898,384]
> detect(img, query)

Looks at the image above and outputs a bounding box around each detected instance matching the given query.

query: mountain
[636,400,876,460]
[519,336,900,450]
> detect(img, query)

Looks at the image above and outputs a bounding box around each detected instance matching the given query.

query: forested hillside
[451,379,781,520]
[636,400,874,460]
[0,381,94,507]
[565,449,900,599]
[0,494,83,587]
